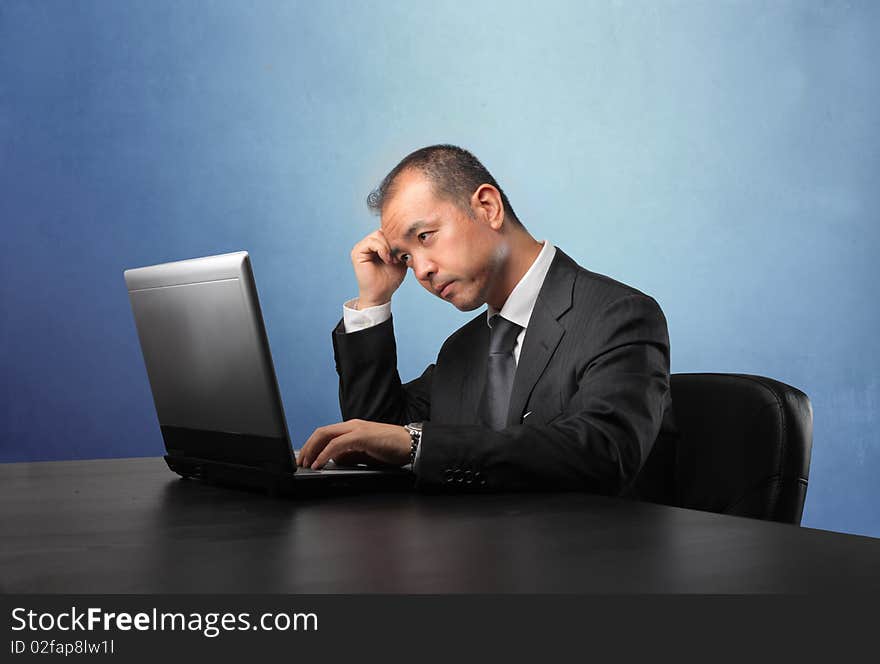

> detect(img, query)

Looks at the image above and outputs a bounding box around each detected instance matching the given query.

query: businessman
[298,145,678,496]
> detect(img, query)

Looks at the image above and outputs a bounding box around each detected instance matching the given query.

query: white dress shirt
[483,240,556,364]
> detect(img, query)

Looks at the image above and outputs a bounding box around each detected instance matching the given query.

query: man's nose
[412,256,436,283]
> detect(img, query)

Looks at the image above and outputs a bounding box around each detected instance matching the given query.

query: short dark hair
[367,144,521,226]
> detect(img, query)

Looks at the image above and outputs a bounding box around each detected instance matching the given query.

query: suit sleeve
[331,316,432,425]
[416,294,672,495]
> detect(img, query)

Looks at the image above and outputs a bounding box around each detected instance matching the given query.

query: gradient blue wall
[1,1,877,537]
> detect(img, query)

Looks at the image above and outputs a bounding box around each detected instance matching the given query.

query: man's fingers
[352,232,396,265]
[298,421,355,467]
[298,425,334,466]
[355,240,393,265]
[311,432,361,470]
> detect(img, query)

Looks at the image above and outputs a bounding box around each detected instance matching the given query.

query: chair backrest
[670,373,813,525]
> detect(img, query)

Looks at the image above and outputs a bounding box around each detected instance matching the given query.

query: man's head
[367,145,521,226]
[368,145,534,311]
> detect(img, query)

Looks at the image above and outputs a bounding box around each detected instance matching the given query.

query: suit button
[464,470,473,484]
[474,471,481,480]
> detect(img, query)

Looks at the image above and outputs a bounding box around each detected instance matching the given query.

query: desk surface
[1,457,878,593]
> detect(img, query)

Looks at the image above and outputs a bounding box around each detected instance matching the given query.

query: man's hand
[351,229,406,309]
[297,419,412,469]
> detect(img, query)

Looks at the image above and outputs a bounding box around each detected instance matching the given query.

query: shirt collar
[487,240,557,330]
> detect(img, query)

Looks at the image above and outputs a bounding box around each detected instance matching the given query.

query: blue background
[1,1,877,537]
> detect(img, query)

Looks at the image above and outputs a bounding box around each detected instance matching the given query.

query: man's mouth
[437,281,454,298]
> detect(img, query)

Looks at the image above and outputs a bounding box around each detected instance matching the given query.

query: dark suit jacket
[332,248,678,496]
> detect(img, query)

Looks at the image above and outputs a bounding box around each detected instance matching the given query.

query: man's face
[381,170,506,311]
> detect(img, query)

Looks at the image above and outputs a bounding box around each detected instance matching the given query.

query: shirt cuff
[342,298,392,333]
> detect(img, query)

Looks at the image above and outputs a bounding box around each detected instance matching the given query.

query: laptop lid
[124,251,295,472]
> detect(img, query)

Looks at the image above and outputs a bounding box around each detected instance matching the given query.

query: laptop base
[164,455,414,497]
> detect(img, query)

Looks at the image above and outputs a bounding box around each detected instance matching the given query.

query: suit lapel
[454,320,489,426]
[505,250,576,426]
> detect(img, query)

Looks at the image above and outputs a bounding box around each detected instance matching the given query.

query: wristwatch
[404,422,423,466]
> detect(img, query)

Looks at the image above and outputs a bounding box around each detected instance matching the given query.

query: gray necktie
[483,315,523,431]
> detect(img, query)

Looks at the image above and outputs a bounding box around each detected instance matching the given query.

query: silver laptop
[124,251,410,493]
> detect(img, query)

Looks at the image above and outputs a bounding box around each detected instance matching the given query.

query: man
[298,145,677,497]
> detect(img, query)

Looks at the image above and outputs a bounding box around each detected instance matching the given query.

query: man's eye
[417,232,432,242]
[400,254,411,263]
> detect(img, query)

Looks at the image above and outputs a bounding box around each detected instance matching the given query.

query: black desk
[1,457,878,593]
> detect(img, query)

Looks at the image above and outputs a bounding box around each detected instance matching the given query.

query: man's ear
[470,184,505,230]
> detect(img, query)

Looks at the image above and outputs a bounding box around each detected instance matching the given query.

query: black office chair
[669,373,813,525]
